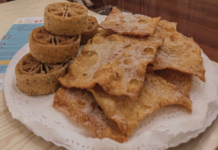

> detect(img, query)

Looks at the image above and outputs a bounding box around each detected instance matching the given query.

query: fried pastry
[94,29,116,38]
[29,26,80,64]
[44,2,88,36]
[155,69,193,98]
[148,20,205,82]
[53,87,128,143]
[89,72,192,136]
[16,53,68,96]
[59,34,163,100]
[80,16,99,45]
[99,7,161,37]
[153,20,177,39]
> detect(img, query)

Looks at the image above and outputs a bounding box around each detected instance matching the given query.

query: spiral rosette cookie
[80,16,99,45]
[44,2,88,36]
[29,26,80,64]
[15,53,68,96]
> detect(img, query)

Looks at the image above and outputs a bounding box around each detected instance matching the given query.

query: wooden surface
[0,0,6,3]
[0,0,218,150]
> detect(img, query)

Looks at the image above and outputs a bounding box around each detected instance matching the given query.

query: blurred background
[0,0,218,62]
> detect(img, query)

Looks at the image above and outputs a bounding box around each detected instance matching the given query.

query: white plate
[4,15,218,150]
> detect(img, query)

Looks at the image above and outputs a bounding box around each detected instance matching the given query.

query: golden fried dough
[53,87,128,143]
[153,20,177,39]
[80,16,99,45]
[99,7,161,37]
[147,20,205,82]
[29,26,80,64]
[44,2,88,36]
[93,29,116,38]
[59,34,163,99]
[155,69,193,98]
[148,32,205,81]
[16,53,68,96]
[89,72,192,136]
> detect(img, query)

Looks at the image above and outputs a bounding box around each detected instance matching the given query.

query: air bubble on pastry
[89,73,192,136]
[80,16,99,45]
[59,34,163,100]
[15,53,68,96]
[44,2,88,36]
[29,26,80,64]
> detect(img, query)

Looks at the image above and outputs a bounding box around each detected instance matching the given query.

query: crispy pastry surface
[80,16,99,45]
[94,29,116,38]
[16,53,68,96]
[89,72,192,136]
[99,7,161,37]
[155,69,193,98]
[53,87,128,143]
[44,2,88,36]
[152,20,177,39]
[59,34,163,100]
[147,20,205,82]
[29,26,80,64]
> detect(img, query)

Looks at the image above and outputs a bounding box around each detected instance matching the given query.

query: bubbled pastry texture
[59,33,163,100]
[99,7,161,37]
[89,72,192,136]
[147,20,205,82]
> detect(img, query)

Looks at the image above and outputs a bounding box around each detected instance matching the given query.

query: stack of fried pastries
[30,2,99,64]
[16,2,99,96]
[54,7,205,142]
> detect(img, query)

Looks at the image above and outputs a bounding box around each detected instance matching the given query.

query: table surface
[1,0,218,150]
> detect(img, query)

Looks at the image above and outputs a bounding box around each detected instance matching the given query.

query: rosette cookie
[29,26,80,64]
[15,53,68,96]
[44,2,88,36]
[80,16,98,45]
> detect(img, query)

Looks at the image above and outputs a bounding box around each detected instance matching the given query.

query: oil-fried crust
[59,34,163,100]
[147,20,205,82]
[89,72,192,136]
[148,32,205,82]
[155,69,193,98]
[99,7,161,37]
[153,20,177,39]
[44,2,88,36]
[16,53,68,96]
[93,29,116,38]
[53,87,128,143]
[80,16,99,45]
[29,26,80,64]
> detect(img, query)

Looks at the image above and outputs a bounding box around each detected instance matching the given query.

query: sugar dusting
[150,20,205,81]
[100,10,160,36]
[90,73,192,136]
[65,88,108,136]
[74,34,162,98]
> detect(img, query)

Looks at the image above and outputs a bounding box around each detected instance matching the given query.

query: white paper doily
[4,15,218,150]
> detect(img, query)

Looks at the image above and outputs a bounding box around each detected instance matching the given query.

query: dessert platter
[4,2,218,150]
